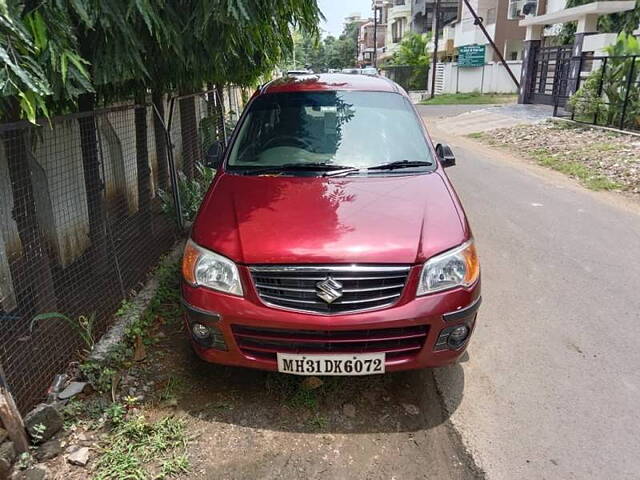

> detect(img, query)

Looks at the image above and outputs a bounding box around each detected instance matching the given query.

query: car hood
[191,172,467,265]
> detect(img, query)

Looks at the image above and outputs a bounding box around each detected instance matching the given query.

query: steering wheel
[261,134,313,150]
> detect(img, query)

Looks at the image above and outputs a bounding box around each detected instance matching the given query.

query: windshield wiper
[239,163,348,175]
[325,160,433,177]
[367,160,433,170]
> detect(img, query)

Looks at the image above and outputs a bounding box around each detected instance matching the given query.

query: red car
[181,74,480,376]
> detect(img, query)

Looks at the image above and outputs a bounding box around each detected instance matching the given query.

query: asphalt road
[418,105,640,479]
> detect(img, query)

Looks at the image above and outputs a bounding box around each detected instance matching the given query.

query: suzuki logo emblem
[316,276,343,304]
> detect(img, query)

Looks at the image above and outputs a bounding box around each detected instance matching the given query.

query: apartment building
[357,20,387,65]
[375,0,411,61]
[412,0,460,35]
[353,1,391,65]
[433,0,568,63]
[365,0,570,67]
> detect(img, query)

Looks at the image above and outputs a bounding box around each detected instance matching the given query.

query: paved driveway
[421,103,554,135]
[418,104,640,479]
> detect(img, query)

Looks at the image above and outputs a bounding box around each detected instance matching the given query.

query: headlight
[417,239,479,295]
[182,239,243,296]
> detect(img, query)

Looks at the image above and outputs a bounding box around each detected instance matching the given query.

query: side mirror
[435,143,456,168]
[205,141,224,168]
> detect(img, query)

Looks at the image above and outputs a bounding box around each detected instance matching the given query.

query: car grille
[249,265,411,314]
[232,324,428,361]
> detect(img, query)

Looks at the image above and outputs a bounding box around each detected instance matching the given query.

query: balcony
[389,1,411,18]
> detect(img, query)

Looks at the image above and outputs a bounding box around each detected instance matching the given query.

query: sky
[317,0,373,37]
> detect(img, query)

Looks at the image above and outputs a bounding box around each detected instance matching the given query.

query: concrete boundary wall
[428,61,523,94]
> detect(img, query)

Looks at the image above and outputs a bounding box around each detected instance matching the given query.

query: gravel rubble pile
[478,121,640,196]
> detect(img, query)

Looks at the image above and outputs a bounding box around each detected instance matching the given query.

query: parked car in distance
[182,73,481,376]
[341,68,361,74]
[361,66,378,75]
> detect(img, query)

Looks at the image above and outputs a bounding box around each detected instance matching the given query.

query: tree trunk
[134,91,152,234]
[77,93,109,283]
[151,91,168,191]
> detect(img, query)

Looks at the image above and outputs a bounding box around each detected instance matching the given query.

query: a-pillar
[518,25,542,104]
[568,13,598,95]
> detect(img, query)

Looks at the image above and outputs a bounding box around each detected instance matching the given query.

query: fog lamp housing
[192,323,211,340]
[435,324,471,351]
[183,302,227,351]
[447,325,469,348]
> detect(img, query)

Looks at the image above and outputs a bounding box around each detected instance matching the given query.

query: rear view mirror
[435,143,456,168]
[205,141,224,168]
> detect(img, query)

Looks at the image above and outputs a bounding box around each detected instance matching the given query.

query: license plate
[277,353,385,376]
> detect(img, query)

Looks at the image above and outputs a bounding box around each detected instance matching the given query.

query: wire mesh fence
[0,87,234,412]
[554,54,640,132]
[380,65,430,92]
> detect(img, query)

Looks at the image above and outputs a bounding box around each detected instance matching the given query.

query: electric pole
[430,0,441,98]
[373,4,379,68]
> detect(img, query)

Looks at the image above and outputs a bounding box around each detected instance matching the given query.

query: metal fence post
[619,56,637,131]
[571,53,584,121]
[155,100,184,231]
[593,56,608,126]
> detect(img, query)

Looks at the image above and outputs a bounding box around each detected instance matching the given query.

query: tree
[0,1,92,122]
[389,32,431,67]
[282,19,360,73]
[386,33,431,90]
[1,0,323,121]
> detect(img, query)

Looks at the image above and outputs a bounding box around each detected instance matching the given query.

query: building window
[392,19,404,43]
[508,0,538,20]
[486,7,497,25]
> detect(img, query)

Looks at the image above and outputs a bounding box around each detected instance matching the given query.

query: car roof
[260,73,402,95]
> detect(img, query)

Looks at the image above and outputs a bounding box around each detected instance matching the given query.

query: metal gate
[528,45,573,106]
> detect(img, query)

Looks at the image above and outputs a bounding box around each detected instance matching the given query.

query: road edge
[429,125,640,217]
[431,368,487,479]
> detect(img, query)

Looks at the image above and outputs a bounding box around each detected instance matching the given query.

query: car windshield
[226,91,433,173]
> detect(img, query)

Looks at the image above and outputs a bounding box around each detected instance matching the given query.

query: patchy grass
[421,92,517,105]
[466,132,486,139]
[532,150,621,191]
[94,415,189,480]
[307,414,328,430]
[465,121,638,194]
[159,376,188,405]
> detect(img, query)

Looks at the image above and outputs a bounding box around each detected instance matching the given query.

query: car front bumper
[181,265,481,372]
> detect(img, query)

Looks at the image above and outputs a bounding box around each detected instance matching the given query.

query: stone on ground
[57,382,88,400]
[35,439,62,461]
[67,447,90,467]
[24,404,63,443]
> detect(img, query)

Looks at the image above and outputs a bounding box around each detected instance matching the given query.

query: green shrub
[569,33,640,129]
[158,163,215,222]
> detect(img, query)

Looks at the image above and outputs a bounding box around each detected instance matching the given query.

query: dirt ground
[40,308,482,480]
[143,327,480,479]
